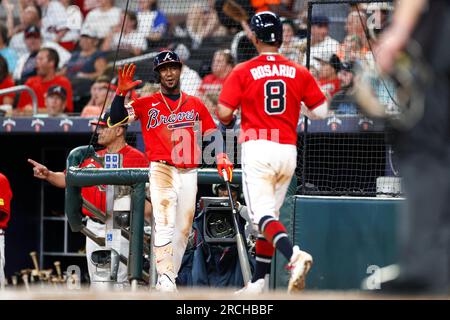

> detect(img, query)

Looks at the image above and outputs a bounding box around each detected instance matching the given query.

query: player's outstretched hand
[217,153,233,182]
[117,63,142,95]
[28,158,49,180]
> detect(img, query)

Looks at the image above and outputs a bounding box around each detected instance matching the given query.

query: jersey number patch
[264,80,286,115]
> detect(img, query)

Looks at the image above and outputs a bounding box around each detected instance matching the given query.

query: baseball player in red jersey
[108,51,233,292]
[217,11,329,293]
[28,111,150,283]
[0,172,12,289]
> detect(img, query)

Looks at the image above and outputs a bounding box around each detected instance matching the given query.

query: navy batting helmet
[250,11,283,45]
[153,50,182,71]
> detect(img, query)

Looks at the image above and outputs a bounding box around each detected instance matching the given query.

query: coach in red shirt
[17,47,73,115]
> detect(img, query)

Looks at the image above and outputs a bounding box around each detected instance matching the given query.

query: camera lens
[207,213,235,239]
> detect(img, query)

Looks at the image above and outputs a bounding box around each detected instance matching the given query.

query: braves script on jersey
[219,54,326,145]
[125,92,217,168]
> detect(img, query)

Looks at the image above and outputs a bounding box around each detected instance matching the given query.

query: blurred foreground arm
[375,0,428,74]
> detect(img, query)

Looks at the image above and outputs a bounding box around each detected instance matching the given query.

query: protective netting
[86,0,399,196]
[2,0,401,195]
[299,0,399,196]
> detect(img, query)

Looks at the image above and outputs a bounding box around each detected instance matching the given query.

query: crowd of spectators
[0,0,393,119]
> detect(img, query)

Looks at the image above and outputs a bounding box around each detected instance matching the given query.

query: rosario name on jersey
[219,54,326,145]
[125,92,217,168]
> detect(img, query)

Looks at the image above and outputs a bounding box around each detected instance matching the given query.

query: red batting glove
[217,152,233,182]
[116,63,143,96]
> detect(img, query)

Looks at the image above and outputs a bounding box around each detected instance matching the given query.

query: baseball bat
[54,261,62,281]
[21,272,30,291]
[29,251,40,276]
[222,170,252,285]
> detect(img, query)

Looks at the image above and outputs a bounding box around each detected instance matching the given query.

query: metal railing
[0,85,38,114]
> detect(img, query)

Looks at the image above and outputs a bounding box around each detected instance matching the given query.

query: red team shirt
[219,54,326,145]
[79,145,149,218]
[126,91,217,168]
[0,173,12,229]
[17,75,74,112]
[0,75,15,104]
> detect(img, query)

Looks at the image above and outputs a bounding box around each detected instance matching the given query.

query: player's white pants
[86,219,128,283]
[149,162,197,278]
[241,140,297,227]
[0,234,5,289]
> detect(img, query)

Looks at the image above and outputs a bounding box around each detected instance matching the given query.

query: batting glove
[116,63,142,96]
[217,152,233,182]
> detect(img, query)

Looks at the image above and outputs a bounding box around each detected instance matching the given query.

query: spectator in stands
[74,0,101,16]
[6,3,41,58]
[304,16,339,74]
[250,0,298,19]
[337,34,364,63]
[102,11,147,56]
[57,0,83,51]
[80,75,112,118]
[198,49,234,116]
[36,0,67,43]
[343,11,369,53]
[40,85,68,116]
[14,25,70,84]
[0,24,17,72]
[7,4,41,58]
[0,55,15,109]
[62,26,107,81]
[82,0,121,40]
[171,44,202,96]
[17,47,73,115]
[186,0,227,49]
[136,0,168,50]
[314,54,341,99]
[279,18,305,64]
[330,60,359,115]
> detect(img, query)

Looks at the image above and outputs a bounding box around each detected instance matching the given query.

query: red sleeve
[218,68,243,110]
[301,68,326,110]
[17,78,34,109]
[0,174,12,226]
[126,97,146,121]
[0,76,15,100]
[197,98,218,134]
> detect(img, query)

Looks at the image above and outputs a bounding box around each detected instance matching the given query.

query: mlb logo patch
[107,233,113,241]
[105,153,120,169]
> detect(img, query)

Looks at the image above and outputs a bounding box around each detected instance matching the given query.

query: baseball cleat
[287,245,313,293]
[234,278,265,294]
[155,273,177,293]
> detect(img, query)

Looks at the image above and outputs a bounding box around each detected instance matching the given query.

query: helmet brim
[153,60,183,72]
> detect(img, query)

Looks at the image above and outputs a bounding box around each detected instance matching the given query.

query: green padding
[293,196,403,290]
[66,167,242,187]
[64,145,96,232]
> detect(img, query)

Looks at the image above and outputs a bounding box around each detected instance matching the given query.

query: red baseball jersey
[126,91,217,168]
[0,173,12,229]
[219,54,326,145]
[80,145,149,218]
[17,75,74,112]
[319,78,341,98]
